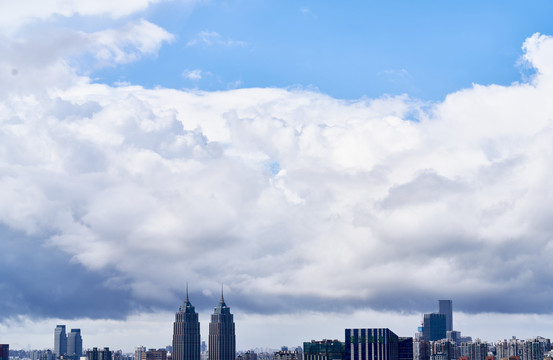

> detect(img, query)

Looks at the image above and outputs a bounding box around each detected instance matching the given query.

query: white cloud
[4,27,553,347]
[0,20,173,96]
[89,19,174,65]
[183,69,203,81]
[186,31,247,47]
[0,0,184,33]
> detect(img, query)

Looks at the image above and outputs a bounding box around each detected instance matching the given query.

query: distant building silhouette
[272,350,301,360]
[40,350,56,360]
[237,351,257,360]
[54,325,67,357]
[173,286,201,360]
[67,329,82,359]
[438,300,453,332]
[208,288,235,360]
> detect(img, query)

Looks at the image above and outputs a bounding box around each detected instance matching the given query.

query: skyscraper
[208,289,236,360]
[173,286,201,360]
[67,329,83,359]
[54,325,67,357]
[438,300,453,332]
[422,313,446,342]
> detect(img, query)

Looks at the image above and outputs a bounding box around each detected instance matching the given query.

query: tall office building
[208,290,236,360]
[173,287,201,360]
[67,329,83,359]
[0,344,8,360]
[423,314,446,342]
[345,328,399,360]
[55,325,67,357]
[438,300,453,332]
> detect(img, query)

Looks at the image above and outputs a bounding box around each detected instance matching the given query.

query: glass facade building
[423,314,446,342]
[345,328,399,360]
[173,288,201,360]
[208,292,235,360]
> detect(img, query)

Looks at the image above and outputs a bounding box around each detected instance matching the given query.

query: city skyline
[3,0,553,353]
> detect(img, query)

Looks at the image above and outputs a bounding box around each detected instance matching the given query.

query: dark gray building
[67,329,82,359]
[54,325,67,357]
[423,314,446,342]
[345,328,399,360]
[173,288,201,360]
[208,290,235,360]
[87,347,112,360]
[304,340,345,360]
[438,300,453,332]
[399,338,413,360]
[0,344,8,360]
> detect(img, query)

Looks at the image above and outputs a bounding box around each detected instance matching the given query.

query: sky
[2,0,553,353]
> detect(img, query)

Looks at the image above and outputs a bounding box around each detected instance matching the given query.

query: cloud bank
[2,20,553,325]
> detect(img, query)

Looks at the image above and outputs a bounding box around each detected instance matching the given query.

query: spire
[185,282,189,303]
[213,284,230,315]
[178,283,195,313]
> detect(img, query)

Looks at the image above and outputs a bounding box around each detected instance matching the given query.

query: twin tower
[172,288,236,360]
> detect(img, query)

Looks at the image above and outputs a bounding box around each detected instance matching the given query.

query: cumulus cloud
[4,29,553,346]
[88,19,174,65]
[0,0,177,33]
[0,20,173,96]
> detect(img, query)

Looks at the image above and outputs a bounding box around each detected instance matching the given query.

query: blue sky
[90,0,553,100]
[4,0,553,353]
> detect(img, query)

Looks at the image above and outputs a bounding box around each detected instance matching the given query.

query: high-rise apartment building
[459,340,488,360]
[522,337,551,360]
[0,344,8,360]
[414,340,431,360]
[438,300,453,332]
[423,314,446,342]
[67,329,83,359]
[135,347,146,360]
[55,325,68,357]
[496,338,523,360]
[208,290,236,360]
[173,287,201,360]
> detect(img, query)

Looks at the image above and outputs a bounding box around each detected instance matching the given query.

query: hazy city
[3,2,553,360]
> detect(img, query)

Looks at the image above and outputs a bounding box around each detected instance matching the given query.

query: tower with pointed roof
[173,285,201,360]
[208,287,236,360]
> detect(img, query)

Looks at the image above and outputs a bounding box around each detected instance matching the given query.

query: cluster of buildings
[4,298,553,360]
